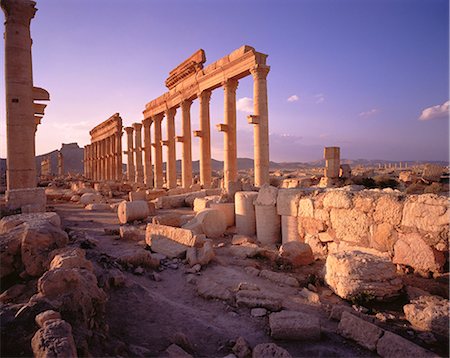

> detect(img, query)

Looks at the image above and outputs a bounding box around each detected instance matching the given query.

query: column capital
[165,107,176,118]
[222,78,238,92]
[124,126,134,134]
[198,90,212,103]
[250,65,270,80]
[181,99,193,110]
[132,122,142,131]
[143,117,153,128]
[152,113,164,122]
[1,0,37,25]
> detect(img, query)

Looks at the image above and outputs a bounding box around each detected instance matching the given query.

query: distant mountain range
[0,143,448,180]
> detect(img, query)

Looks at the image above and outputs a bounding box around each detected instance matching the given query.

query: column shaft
[198,91,212,188]
[181,100,193,188]
[115,132,122,181]
[133,123,144,183]
[223,79,238,188]
[153,115,164,188]
[165,108,177,189]
[124,127,135,182]
[251,65,270,187]
[143,119,153,188]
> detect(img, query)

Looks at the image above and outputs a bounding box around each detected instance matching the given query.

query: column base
[6,187,46,213]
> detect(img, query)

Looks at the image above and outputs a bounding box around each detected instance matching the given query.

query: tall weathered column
[133,123,144,184]
[250,65,270,187]
[153,114,164,189]
[143,118,153,188]
[95,141,100,181]
[115,132,122,181]
[324,147,340,178]
[165,108,177,189]
[124,127,135,182]
[2,0,48,211]
[100,139,106,181]
[222,79,238,189]
[195,90,212,188]
[110,135,115,180]
[83,147,87,177]
[178,100,193,188]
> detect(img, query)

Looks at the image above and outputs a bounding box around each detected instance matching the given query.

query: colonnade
[85,134,122,181]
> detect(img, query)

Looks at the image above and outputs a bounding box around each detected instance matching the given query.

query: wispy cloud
[359,108,378,118]
[418,100,449,121]
[236,97,253,113]
[314,93,325,104]
[287,95,299,102]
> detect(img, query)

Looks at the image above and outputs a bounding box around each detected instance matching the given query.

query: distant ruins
[2,0,49,212]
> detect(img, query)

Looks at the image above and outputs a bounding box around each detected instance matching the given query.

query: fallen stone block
[269,310,321,341]
[0,212,61,233]
[235,290,282,311]
[85,203,111,211]
[80,192,103,206]
[119,226,145,241]
[129,190,146,201]
[252,343,292,358]
[259,270,299,287]
[277,188,304,216]
[117,248,160,268]
[117,200,150,224]
[31,319,77,358]
[278,241,314,267]
[338,311,383,351]
[183,208,227,239]
[376,330,438,358]
[196,277,233,302]
[152,213,183,227]
[49,247,93,272]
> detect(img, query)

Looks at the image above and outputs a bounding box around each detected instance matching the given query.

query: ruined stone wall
[277,187,449,274]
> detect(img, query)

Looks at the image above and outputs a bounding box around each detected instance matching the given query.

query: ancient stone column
[133,123,144,184]
[105,137,111,180]
[324,147,340,178]
[124,127,135,182]
[110,135,115,180]
[196,90,212,188]
[250,65,270,187]
[222,79,238,190]
[165,108,177,189]
[115,132,122,181]
[179,100,193,188]
[83,147,87,177]
[101,139,107,181]
[153,114,164,189]
[1,0,49,211]
[143,118,153,188]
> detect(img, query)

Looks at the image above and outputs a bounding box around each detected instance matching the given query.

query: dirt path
[54,202,376,357]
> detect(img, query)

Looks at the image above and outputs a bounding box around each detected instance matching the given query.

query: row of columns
[85,134,122,181]
[131,65,270,190]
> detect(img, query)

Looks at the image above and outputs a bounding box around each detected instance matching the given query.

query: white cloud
[236,97,253,113]
[359,108,378,118]
[287,95,299,102]
[314,93,325,104]
[418,100,449,121]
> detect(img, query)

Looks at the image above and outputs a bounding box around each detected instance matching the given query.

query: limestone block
[373,194,403,225]
[49,247,93,272]
[254,184,278,206]
[393,233,445,273]
[117,248,160,268]
[156,194,188,209]
[183,208,227,239]
[269,310,321,341]
[186,240,215,267]
[324,250,403,300]
[85,203,111,211]
[6,187,46,213]
[193,195,220,212]
[35,310,61,328]
[281,215,299,243]
[298,197,314,218]
[330,208,370,246]
[152,213,183,227]
[323,190,352,209]
[235,290,282,311]
[195,277,233,302]
[305,234,328,257]
[353,192,377,213]
[146,189,167,200]
[276,189,304,216]
[31,319,77,358]
[376,330,438,358]
[119,226,145,241]
[129,191,146,201]
[370,222,398,253]
[297,217,326,237]
[279,241,314,266]
[146,224,202,247]
[259,269,299,287]
[338,311,382,351]
[0,212,61,234]
[0,226,24,278]
[117,200,150,224]
[252,343,292,358]
[225,180,242,199]
[79,193,103,206]
[184,191,206,207]
[403,295,449,337]
[255,205,281,245]
[235,191,258,236]
[209,203,235,227]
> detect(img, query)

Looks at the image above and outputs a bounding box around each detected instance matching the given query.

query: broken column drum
[117,200,150,224]
[235,191,258,236]
[210,202,235,227]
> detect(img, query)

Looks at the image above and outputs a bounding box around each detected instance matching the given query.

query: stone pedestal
[6,187,46,213]
[133,122,144,184]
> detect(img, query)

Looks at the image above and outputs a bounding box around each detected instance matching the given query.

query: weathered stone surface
[156,193,189,209]
[376,330,437,358]
[0,212,61,234]
[193,195,220,212]
[298,197,314,218]
[403,295,449,337]
[393,233,445,273]
[183,208,227,239]
[373,194,403,225]
[235,290,282,311]
[323,190,352,209]
[276,189,303,216]
[85,203,111,211]
[232,337,251,358]
[0,226,24,278]
[79,192,102,206]
[118,200,150,224]
[152,213,183,227]
[370,222,398,253]
[254,184,278,206]
[196,277,233,302]
[324,250,402,300]
[252,343,292,358]
[338,311,383,351]
[35,310,61,328]
[129,190,146,201]
[21,222,69,277]
[119,226,145,241]
[299,287,320,304]
[146,224,202,247]
[184,191,206,207]
[269,310,321,340]
[186,240,215,266]
[210,202,235,227]
[255,205,281,245]
[279,241,314,267]
[49,247,93,272]
[329,208,369,245]
[31,319,78,358]
[260,269,298,287]
[229,243,261,258]
[117,248,160,268]
[232,235,256,245]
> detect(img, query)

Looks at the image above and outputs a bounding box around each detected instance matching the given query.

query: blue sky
[0,0,448,162]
